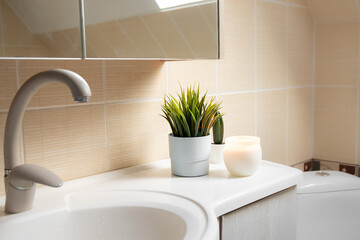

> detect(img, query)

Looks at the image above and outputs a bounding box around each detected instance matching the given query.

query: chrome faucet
[3,69,91,213]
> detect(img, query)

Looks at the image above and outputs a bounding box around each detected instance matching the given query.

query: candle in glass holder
[223,136,262,176]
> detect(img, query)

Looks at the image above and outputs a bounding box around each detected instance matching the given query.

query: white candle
[223,136,262,176]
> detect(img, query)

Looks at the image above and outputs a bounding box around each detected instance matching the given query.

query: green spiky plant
[161,84,223,137]
[212,111,224,144]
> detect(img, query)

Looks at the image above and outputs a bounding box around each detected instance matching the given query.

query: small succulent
[212,111,224,144]
[161,84,222,137]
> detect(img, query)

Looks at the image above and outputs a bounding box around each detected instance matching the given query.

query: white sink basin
[0,190,210,240]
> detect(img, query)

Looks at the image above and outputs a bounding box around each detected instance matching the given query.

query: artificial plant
[212,111,224,144]
[161,84,223,137]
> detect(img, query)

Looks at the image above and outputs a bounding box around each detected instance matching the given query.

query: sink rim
[65,189,210,240]
[0,189,217,240]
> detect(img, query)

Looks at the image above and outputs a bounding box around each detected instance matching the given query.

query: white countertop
[0,159,302,239]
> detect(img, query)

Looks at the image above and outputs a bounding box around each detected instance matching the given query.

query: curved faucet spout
[4,69,91,173]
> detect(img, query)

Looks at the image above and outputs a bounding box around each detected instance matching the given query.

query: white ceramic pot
[210,143,225,164]
[223,136,262,177]
[169,134,211,177]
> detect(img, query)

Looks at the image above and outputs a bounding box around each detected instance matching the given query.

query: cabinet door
[220,187,297,240]
[83,0,219,59]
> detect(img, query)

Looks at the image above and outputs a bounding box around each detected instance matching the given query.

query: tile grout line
[0,98,168,114]
[286,4,289,166]
[102,61,110,171]
[0,84,315,115]
[216,85,313,96]
[0,44,49,48]
[106,98,164,104]
[66,98,71,177]
[315,20,360,26]
[23,102,105,111]
[0,3,5,55]
[15,60,21,92]
[160,0,219,12]
[166,61,169,94]
[260,0,308,9]
[311,23,316,160]
[254,0,258,136]
[355,0,360,165]
[16,60,26,165]
[215,60,219,96]
[315,84,358,88]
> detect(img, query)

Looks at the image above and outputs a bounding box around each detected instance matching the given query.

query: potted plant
[161,85,222,177]
[210,111,225,164]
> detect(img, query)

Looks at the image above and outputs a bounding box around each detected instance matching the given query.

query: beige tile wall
[288,87,313,165]
[218,93,256,137]
[316,23,359,86]
[307,0,360,24]
[257,90,287,165]
[288,6,313,86]
[0,113,7,195]
[0,60,17,111]
[217,0,255,92]
[314,87,357,164]
[256,1,287,89]
[289,0,307,7]
[0,0,314,195]
[19,60,105,107]
[105,60,167,101]
[107,101,169,170]
[312,4,360,166]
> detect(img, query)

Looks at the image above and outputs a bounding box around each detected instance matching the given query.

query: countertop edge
[213,169,302,217]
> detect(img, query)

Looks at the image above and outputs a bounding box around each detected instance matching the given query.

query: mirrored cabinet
[0,0,219,59]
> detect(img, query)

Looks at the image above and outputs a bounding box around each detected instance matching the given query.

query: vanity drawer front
[220,186,296,240]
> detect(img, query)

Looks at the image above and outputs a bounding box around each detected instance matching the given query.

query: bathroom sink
[0,190,210,240]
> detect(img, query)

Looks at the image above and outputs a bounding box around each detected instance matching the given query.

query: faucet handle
[5,164,63,214]
[8,164,63,189]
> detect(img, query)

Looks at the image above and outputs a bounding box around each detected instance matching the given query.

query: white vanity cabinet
[0,160,302,240]
[219,187,297,240]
